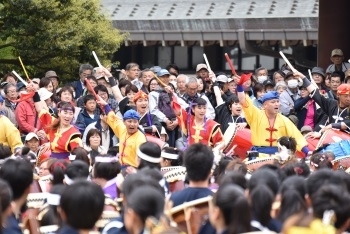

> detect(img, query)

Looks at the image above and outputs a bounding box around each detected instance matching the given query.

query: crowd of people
[0,48,349,233]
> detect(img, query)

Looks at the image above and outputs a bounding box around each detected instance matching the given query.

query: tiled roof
[101,0,319,20]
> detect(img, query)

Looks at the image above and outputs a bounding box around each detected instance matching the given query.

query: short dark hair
[39,77,53,89]
[126,185,165,222]
[83,75,98,86]
[331,71,345,82]
[94,84,109,95]
[166,64,179,75]
[85,129,102,147]
[213,184,251,233]
[93,155,121,181]
[183,143,213,182]
[71,147,90,166]
[0,159,33,199]
[83,94,96,105]
[0,143,12,160]
[0,179,12,212]
[253,83,265,98]
[60,181,104,229]
[118,79,132,90]
[65,160,89,181]
[248,169,280,196]
[312,184,350,229]
[125,84,138,96]
[137,142,161,170]
[49,160,70,185]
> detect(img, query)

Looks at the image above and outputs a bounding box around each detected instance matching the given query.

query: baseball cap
[311,67,325,78]
[25,132,39,142]
[196,64,208,72]
[216,75,228,83]
[150,66,162,74]
[45,70,59,79]
[16,82,26,92]
[38,88,53,101]
[300,126,312,134]
[157,69,170,77]
[331,49,343,57]
[263,79,274,87]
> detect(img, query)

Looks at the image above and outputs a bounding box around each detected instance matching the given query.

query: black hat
[263,79,274,87]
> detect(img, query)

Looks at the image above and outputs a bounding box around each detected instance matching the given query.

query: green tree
[0,0,126,81]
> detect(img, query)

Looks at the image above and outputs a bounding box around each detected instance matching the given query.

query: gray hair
[255,67,267,76]
[79,64,93,74]
[177,74,189,83]
[4,83,16,94]
[186,77,198,87]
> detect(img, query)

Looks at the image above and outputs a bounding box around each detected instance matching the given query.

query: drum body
[163,167,187,193]
[223,127,252,159]
[332,156,350,171]
[306,129,350,151]
[146,134,169,149]
[245,157,277,172]
[170,196,211,234]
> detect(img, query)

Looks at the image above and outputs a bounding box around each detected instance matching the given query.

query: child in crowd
[75,95,99,134]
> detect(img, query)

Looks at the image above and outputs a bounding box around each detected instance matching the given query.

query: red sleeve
[177,109,189,135]
[15,103,35,133]
[39,110,55,133]
[211,125,224,147]
[68,135,83,151]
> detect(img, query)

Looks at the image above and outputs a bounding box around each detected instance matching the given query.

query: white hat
[216,75,229,83]
[25,132,39,142]
[38,88,53,101]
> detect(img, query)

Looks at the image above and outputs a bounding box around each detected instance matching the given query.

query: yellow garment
[106,112,146,167]
[286,219,336,234]
[0,115,23,152]
[242,95,307,152]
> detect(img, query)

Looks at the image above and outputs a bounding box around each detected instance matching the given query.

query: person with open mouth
[235,73,309,157]
[32,84,83,160]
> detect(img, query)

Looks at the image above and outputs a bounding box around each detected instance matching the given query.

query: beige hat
[196,64,208,72]
[38,87,53,101]
[45,70,59,79]
[331,49,343,57]
[300,125,312,134]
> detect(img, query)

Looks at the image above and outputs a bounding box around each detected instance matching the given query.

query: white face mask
[287,79,299,89]
[257,76,268,84]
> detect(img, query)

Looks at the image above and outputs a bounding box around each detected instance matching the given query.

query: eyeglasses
[7,90,17,94]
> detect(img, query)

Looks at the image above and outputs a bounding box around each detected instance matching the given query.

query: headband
[161,152,179,160]
[46,193,61,206]
[95,156,118,163]
[137,148,161,163]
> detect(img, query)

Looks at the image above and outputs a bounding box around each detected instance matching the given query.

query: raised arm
[101,67,123,103]
[293,70,316,94]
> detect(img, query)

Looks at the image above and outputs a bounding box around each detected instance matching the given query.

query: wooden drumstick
[92,51,103,68]
[224,53,237,76]
[18,56,32,82]
[12,70,28,86]
[279,51,297,73]
[203,53,212,72]
[308,69,318,88]
[151,72,167,87]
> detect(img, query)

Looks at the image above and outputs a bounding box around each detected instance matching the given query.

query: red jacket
[15,99,42,135]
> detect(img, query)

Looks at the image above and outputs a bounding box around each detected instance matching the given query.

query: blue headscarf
[123,109,140,120]
[260,91,279,104]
